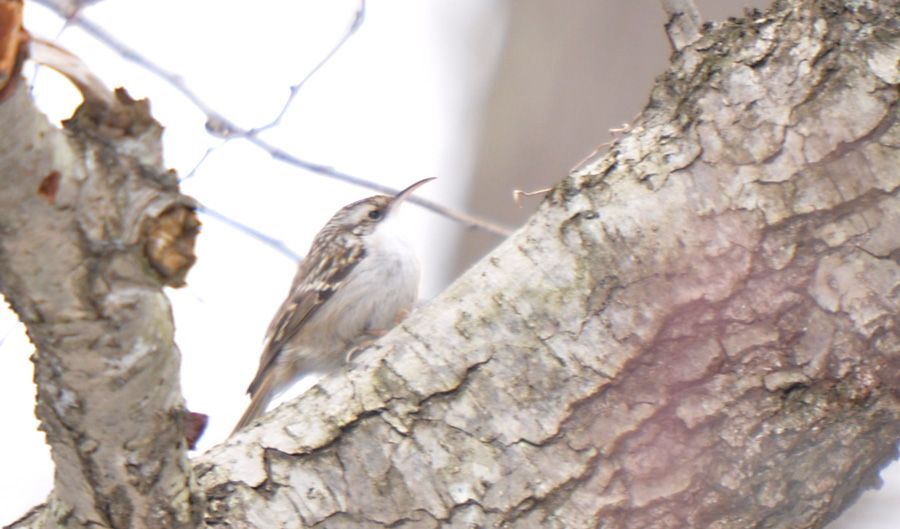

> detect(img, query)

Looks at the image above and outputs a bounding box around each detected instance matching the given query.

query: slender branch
[0,320,17,349]
[512,187,551,208]
[31,0,223,119]
[243,134,515,236]
[247,0,366,136]
[30,0,513,238]
[661,0,703,51]
[197,205,302,262]
[180,145,219,182]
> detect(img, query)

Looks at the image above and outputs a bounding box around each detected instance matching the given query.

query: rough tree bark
[0,3,201,526]
[3,0,899,528]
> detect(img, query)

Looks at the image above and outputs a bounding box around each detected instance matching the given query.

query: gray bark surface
[4,0,899,528]
[196,1,900,527]
[0,83,201,528]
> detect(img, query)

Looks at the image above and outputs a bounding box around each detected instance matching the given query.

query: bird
[233,178,434,432]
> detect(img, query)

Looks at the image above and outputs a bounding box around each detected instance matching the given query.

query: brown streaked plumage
[233,178,434,432]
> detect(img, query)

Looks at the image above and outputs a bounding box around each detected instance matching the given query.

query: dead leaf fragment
[183,410,208,450]
[37,171,61,204]
[144,205,200,287]
[0,0,27,102]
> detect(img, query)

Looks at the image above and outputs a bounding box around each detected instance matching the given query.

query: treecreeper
[233,178,434,432]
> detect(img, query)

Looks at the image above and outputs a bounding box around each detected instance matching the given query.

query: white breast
[313,214,421,346]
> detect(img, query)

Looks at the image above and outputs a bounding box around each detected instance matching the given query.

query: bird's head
[328,178,435,237]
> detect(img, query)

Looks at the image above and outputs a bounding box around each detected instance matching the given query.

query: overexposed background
[1,1,897,527]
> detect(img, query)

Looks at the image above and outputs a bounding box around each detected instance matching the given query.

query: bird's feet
[345,310,411,362]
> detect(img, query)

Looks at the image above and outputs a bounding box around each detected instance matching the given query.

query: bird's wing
[246,238,365,396]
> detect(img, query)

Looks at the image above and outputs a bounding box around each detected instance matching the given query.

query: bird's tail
[232,375,275,434]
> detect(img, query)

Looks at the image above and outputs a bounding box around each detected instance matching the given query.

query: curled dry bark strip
[0,0,26,101]
[0,81,201,527]
[194,2,900,528]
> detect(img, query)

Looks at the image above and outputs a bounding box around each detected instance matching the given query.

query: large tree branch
[5,0,900,528]
[193,1,900,527]
[0,49,201,529]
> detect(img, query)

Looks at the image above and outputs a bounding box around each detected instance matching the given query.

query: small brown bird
[233,178,434,432]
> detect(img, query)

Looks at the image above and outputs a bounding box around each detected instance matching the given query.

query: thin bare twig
[32,0,223,120]
[512,188,551,208]
[570,140,613,174]
[661,0,703,52]
[28,5,72,96]
[29,36,116,106]
[180,145,220,182]
[0,322,17,350]
[608,122,632,136]
[244,134,515,236]
[570,116,640,174]
[31,0,513,238]
[197,205,302,262]
[247,0,366,136]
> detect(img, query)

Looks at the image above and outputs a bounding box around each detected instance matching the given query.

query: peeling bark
[5,0,900,528]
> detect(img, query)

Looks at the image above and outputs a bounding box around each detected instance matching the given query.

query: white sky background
[1,1,898,527]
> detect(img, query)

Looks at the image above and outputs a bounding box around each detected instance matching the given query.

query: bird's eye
[368,209,383,220]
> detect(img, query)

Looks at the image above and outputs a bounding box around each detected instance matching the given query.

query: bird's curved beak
[389,177,436,212]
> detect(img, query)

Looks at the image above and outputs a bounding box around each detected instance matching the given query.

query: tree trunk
[5,0,900,528]
[0,60,201,529]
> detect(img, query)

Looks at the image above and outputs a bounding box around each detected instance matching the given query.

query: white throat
[366,211,416,261]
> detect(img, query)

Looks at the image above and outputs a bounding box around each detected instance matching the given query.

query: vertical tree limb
[0,77,200,527]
